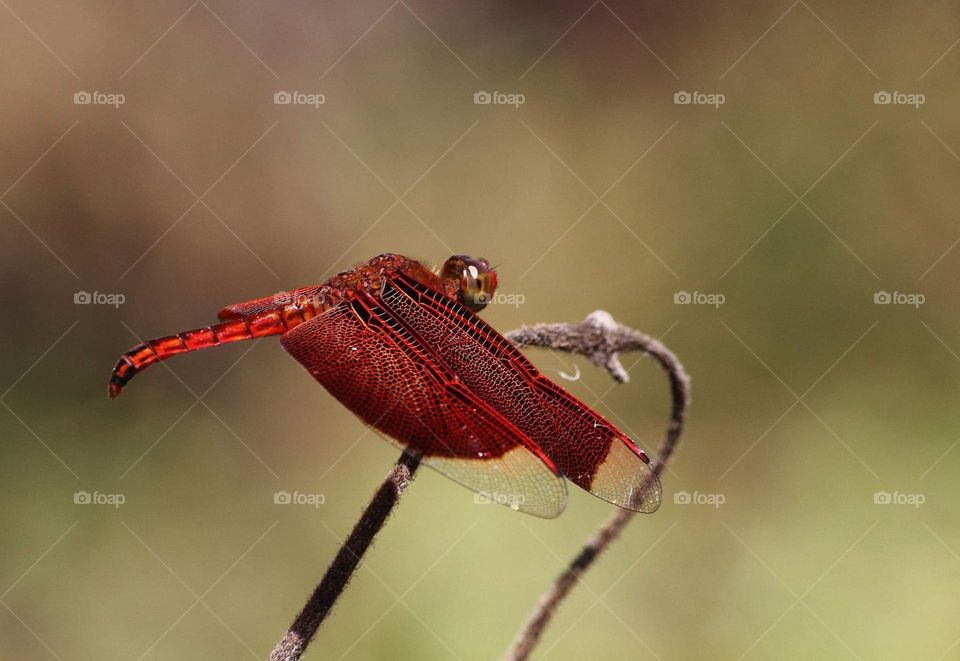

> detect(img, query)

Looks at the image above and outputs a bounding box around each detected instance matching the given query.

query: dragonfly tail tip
[108,379,124,399]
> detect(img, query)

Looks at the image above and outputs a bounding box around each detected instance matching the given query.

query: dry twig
[269,450,421,661]
[270,310,688,661]
[504,310,690,660]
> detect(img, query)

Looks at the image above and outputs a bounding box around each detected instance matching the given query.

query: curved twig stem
[269,449,421,661]
[504,310,690,661]
[269,310,687,661]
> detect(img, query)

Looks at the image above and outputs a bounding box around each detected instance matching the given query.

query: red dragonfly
[109,254,660,517]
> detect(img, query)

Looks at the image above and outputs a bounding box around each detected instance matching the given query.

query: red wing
[527,376,661,513]
[280,298,568,518]
[218,285,326,321]
[380,275,661,513]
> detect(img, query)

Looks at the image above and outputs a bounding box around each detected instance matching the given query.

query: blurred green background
[2,1,960,659]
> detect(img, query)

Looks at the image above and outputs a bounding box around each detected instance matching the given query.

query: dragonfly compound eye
[460,258,497,312]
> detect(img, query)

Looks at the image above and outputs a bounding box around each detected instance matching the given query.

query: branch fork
[270,311,690,661]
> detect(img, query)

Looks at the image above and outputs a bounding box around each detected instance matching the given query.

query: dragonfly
[109,254,661,517]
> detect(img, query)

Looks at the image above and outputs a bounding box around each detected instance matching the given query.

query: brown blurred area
[3,1,960,659]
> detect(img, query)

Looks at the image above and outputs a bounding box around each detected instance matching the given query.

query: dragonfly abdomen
[108,308,307,398]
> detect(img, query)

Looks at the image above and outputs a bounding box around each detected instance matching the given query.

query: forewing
[280,299,567,518]
[528,376,661,513]
[381,275,661,513]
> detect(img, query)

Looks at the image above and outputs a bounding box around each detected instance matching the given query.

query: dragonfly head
[440,255,498,312]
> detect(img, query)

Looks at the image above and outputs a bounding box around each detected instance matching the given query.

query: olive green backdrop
[2,2,959,659]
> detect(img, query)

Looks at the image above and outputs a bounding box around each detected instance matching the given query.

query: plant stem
[269,449,421,661]
[270,310,687,661]
[504,311,690,660]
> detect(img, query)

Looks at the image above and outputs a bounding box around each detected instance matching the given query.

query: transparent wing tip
[626,467,662,513]
[586,439,663,513]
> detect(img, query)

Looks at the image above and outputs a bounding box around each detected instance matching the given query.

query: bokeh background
[2,1,960,659]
